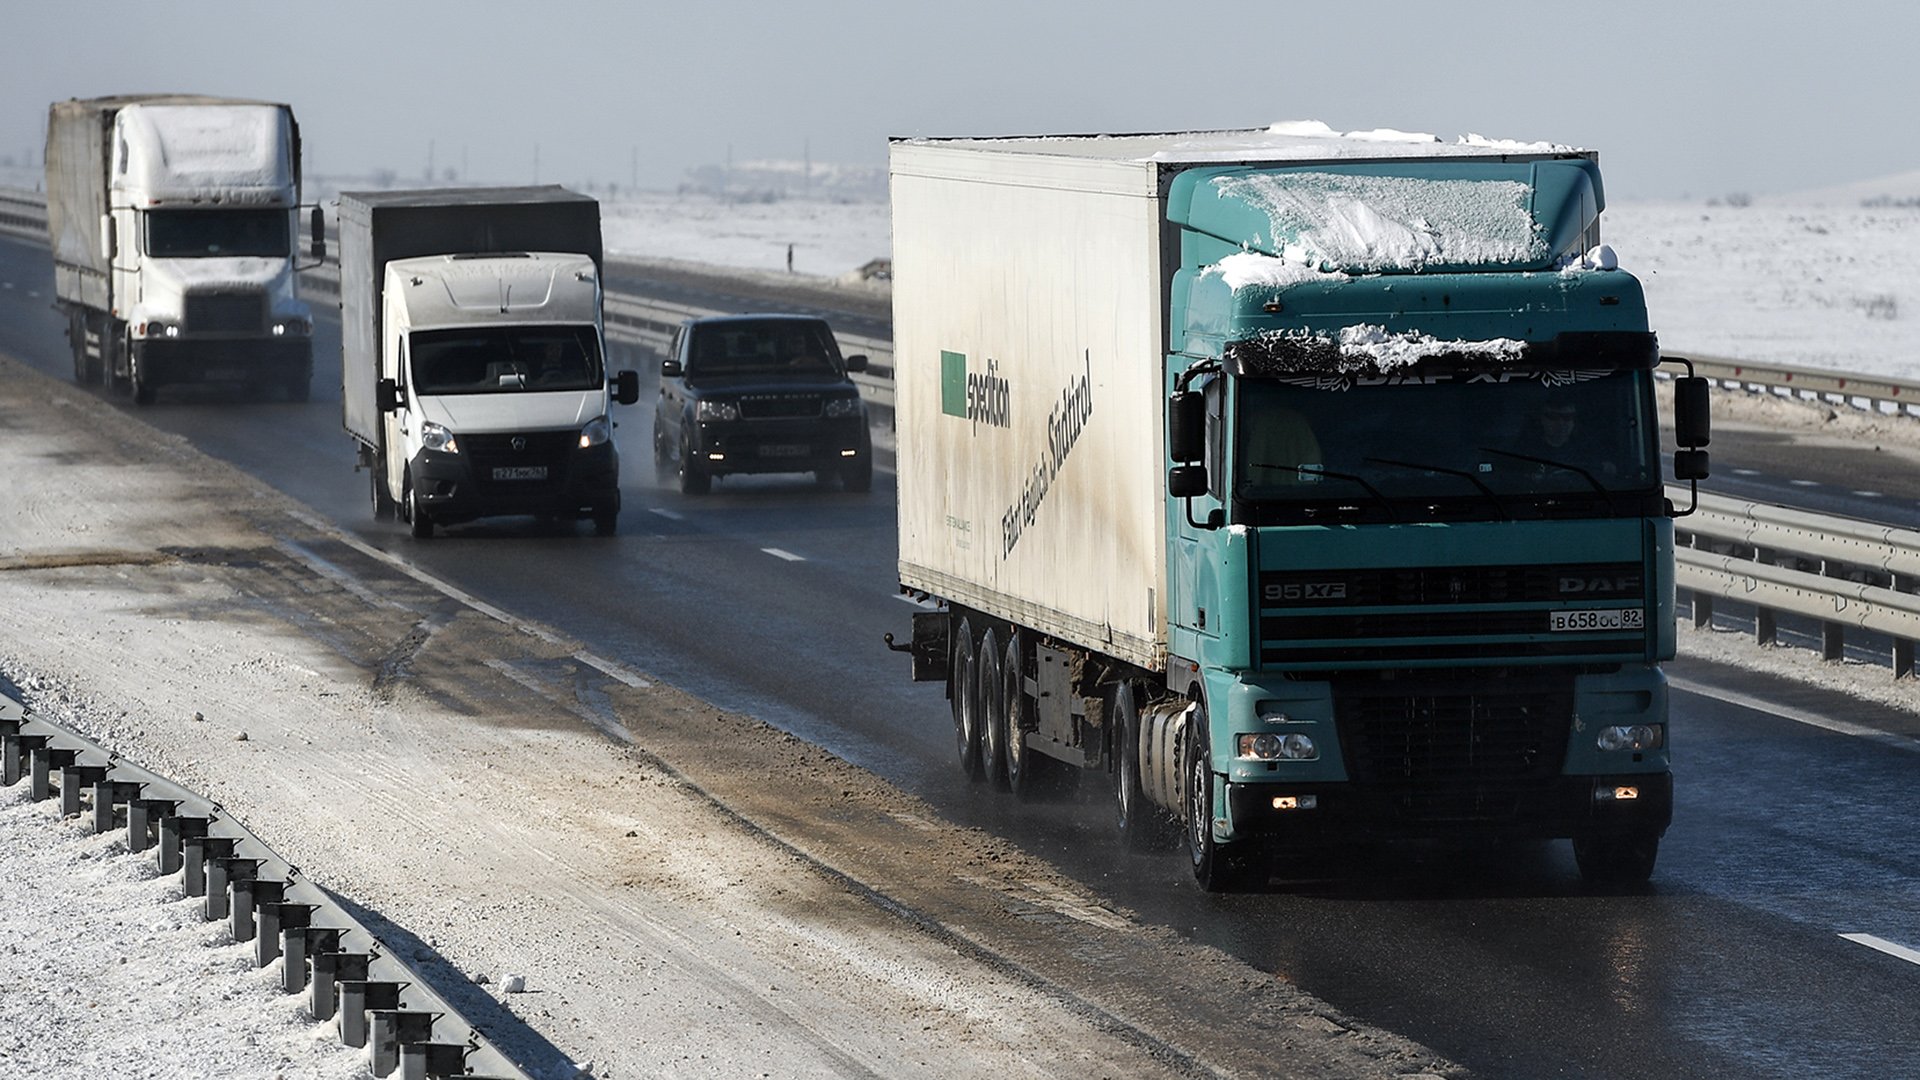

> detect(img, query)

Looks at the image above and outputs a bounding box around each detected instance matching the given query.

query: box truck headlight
[697,400,739,422]
[1596,724,1663,752]
[420,422,459,454]
[823,395,862,418]
[579,416,612,449]
[1237,732,1317,761]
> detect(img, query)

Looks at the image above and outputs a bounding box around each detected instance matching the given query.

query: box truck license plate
[1549,608,1644,632]
[491,466,548,481]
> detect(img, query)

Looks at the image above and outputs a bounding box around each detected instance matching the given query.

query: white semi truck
[888,128,1710,890]
[337,187,641,539]
[44,94,321,404]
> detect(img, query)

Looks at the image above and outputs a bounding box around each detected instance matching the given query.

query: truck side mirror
[844,353,869,373]
[1168,391,1205,462]
[99,213,115,262]
[1674,375,1710,448]
[309,206,327,263]
[1673,449,1709,481]
[1168,464,1209,499]
[376,377,400,413]
[660,358,683,378]
[612,369,640,405]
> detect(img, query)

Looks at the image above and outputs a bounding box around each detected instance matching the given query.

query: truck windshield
[1235,369,1658,523]
[409,326,604,395]
[144,209,290,258]
[685,319,841,379]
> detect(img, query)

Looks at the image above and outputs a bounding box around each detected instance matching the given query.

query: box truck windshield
[1234,369,1658,523]
[410,325,605,395]
[145,208,292,258]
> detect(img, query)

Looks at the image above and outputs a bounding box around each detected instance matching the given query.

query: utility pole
[631,146,638,190]
[803,138,811,198]
[426,140,435,183]
[533,144,540,184]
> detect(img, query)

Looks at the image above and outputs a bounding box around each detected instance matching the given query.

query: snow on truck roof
[894,121,1584,164]
[114,103,294,200]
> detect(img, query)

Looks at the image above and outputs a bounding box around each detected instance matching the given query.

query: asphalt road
[2,232,1915,1079]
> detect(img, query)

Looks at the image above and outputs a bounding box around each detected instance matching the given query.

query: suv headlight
[697,399,739,422]
[420,421,459,454]
[579,416,611,448]
[823,395,862,418]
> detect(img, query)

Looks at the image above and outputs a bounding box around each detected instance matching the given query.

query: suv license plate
[761,444,808,458]
[1549,608,1644,632]
[492,466,548,481]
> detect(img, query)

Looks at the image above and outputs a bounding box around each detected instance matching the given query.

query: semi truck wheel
[978,627,1009,788]
[68,311,101,385]
[1001,634,1042,799]
[1573,830,1660,888]
[1112,682,1164,850]
[129,348,155,406]
[951,618,983,780]
[1185,701,1250,892]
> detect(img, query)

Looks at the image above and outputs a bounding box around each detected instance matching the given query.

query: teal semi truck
[886,127,1709,890]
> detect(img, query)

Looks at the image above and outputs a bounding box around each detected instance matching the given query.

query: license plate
[491,466,548,481]
[1549,608,1644,632]
[760,444,808,458]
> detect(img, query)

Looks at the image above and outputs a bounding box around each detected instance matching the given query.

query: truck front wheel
[1185,701,1251,892]
[1573,830,1660,888]
[404,472,435,539]
[951,618,982,780]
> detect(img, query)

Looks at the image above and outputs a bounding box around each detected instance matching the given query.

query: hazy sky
[3,1,1914,199]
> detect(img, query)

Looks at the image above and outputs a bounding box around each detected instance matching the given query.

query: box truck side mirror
[309,207,327,263]
[612,369,640,405]
[376,378,401,413]
[1168,391,1205,463]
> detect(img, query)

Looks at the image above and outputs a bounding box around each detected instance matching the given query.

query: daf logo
[511,436,527,452]
[1560,574,1641,595]
[1264,582,1347,602]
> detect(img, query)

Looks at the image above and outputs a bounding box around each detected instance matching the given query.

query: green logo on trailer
[941,350,1010,432]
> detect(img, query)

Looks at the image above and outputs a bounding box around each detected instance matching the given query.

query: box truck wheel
[369,462,396,522]
[1573,829,1659,888]
[1185,702,1251,892]
[1112,682,1166,850]
[978,627,1009,789]
[404,472,435,539]
[951,618,983,780]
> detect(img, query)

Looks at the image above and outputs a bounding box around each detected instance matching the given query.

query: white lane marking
[1789,479,1819,487]
[1733,468,1762,476]
[574,650,652,689]
[1840,933,1920,966]
[1854,491,1884,498]
[763,547,805,562]
[647,507,683,521]
[1669,675,1920,755]
[1,282,11,289]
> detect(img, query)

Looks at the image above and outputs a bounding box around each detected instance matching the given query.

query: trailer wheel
[1185,701,1250,892]
[68,310,101,385]
[404,472,434,539]
[1112,682,1165,850]
[1573,830,1660,888]
[951,618,983,780]
[978,627,1009,789]
[1002,634,1043,799]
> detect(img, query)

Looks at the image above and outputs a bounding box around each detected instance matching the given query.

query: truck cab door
[1170,375,1227,647]
[384,335,410,498]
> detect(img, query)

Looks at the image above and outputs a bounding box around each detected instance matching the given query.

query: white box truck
[888,127,1711,890]
[337,187,641,539]
[45,94,321,404]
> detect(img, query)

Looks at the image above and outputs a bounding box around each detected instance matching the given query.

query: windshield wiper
[1250,462,1401,522]
[1476,447,1619,516]
[1363,456,1514,520]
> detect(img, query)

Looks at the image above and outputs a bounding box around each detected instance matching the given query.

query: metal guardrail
[1689,354,1920,416]
[1675,487,1920,677]
[0,691,531,1079]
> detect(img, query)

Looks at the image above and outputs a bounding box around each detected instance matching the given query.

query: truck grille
[1335,672,1572,823]
[463,431,574,493]
[1260,562,1643,607]
[738,393,823,419]
[184,292,266,333]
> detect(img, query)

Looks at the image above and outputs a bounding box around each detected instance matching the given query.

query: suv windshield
[145,208,289,258]
[686,319,841,378]
[410,325,604,395]
[1235,368,1658,522]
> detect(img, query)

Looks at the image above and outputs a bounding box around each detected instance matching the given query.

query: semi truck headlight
[823,395,862,418]
[579,416,611,448]
[1597,724,1663,752]
[271,319,310,337]
[420,421,459,454]
[697,400,739,422]
[1237,732,1317,761]
[138,320,178,338]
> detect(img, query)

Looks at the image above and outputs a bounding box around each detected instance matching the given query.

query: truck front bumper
[410,441,620,525]
[132,337,312,388]
[1223,770,1673,845]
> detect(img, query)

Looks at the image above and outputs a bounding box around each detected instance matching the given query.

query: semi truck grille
[463,431,575,492]
[1335,674,1572,823]
[1260,562,1644,607]
[738,393,823,419]
[184,292,266,333]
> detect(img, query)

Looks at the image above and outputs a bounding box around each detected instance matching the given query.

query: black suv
[654,314,873,494]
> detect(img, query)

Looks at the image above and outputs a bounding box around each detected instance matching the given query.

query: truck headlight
[272,319,310,337]
[579,416,611,448]
[1237,732,1317,761]
[1596,724,1663,752]
[823,395,862,418]
[138,320,178,338]
[697,399,739,422]
[420,421,459,454]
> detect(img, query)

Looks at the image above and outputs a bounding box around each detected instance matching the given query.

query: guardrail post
[224,860,264,939]
[201,838,241,920]
[1820,559,1846,661]
[283,926,342,995]
[312,951,372,1022]
[257,896,307,968]
[1,731,22,787]
[399,1042,470,1080]
[368,1009,436,1077]
[338,979,404,1049]
[178,817,213,896]
[29,740,53,801]
[242,879,287,952]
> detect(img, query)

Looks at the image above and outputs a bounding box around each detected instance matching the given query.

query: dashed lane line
[763,547,805,562]
[648,508,684,521]
[1840,933,1920,967]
